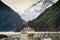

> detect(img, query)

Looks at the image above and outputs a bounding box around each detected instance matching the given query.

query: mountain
[24,0,58,21]
[15,23,28,32]
[0,1,24,31]
[26,0,58,12]
[28,0,60,31]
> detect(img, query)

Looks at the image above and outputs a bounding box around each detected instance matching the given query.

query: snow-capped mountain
[21,0,58,21]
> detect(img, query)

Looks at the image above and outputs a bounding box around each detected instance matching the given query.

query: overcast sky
[2,0,39,12]
[2,0,58,21]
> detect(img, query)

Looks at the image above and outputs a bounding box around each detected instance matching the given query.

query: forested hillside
[0,1,24,31]
[28,0,60,31]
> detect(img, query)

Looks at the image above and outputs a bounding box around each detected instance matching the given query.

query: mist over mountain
[28,0,60,31]
[0,1,24,31]
[25,0,58,13]
[21,0,58,21]
[0,0,59,32]
[26,0,53,11]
